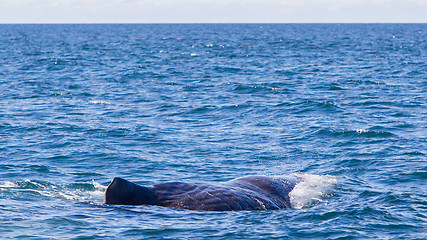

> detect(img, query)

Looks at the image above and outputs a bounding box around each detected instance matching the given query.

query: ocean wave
[232,83,283,94]
[315,128,395,138]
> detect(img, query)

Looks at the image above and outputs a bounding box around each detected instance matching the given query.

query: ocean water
[0,24,425,239]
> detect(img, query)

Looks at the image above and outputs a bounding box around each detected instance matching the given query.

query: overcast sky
[1,0,426,23]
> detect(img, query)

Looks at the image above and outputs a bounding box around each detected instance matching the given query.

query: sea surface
[0,24,426,239]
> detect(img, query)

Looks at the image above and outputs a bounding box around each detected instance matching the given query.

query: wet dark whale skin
[104,176,299,211]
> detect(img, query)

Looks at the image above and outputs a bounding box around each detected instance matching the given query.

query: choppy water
[0,24,426,239]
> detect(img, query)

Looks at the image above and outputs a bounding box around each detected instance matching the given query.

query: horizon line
[1,22,426,24]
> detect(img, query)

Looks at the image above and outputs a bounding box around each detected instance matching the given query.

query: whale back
[104,175,299,211]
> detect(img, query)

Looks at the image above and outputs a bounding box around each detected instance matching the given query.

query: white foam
[356,129,369,134]
[289,173,337,209]
[54,182,106,201]
[52,92,70,96]
[89,180,107,198]
[58,180,107,201]
[0,181,17,188]
[89,100,111,105]
[0,180,107,203]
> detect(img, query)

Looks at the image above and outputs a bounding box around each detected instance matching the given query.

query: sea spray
[289,174,338,209]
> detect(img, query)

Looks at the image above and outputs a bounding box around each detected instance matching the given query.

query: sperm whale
[104,175,300,211]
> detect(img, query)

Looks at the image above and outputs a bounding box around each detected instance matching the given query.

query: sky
[0,0,426,23]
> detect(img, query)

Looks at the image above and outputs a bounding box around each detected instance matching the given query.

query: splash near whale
[104,174,336,211]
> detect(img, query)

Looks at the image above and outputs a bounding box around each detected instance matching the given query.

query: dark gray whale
[104,175,300,211]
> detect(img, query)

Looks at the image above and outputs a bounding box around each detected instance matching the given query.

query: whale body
[104,175,300,211]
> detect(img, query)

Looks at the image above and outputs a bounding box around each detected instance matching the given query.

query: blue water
[0,24,426,239]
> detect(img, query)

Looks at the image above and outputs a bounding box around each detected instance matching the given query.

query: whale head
[104,177,158,205]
